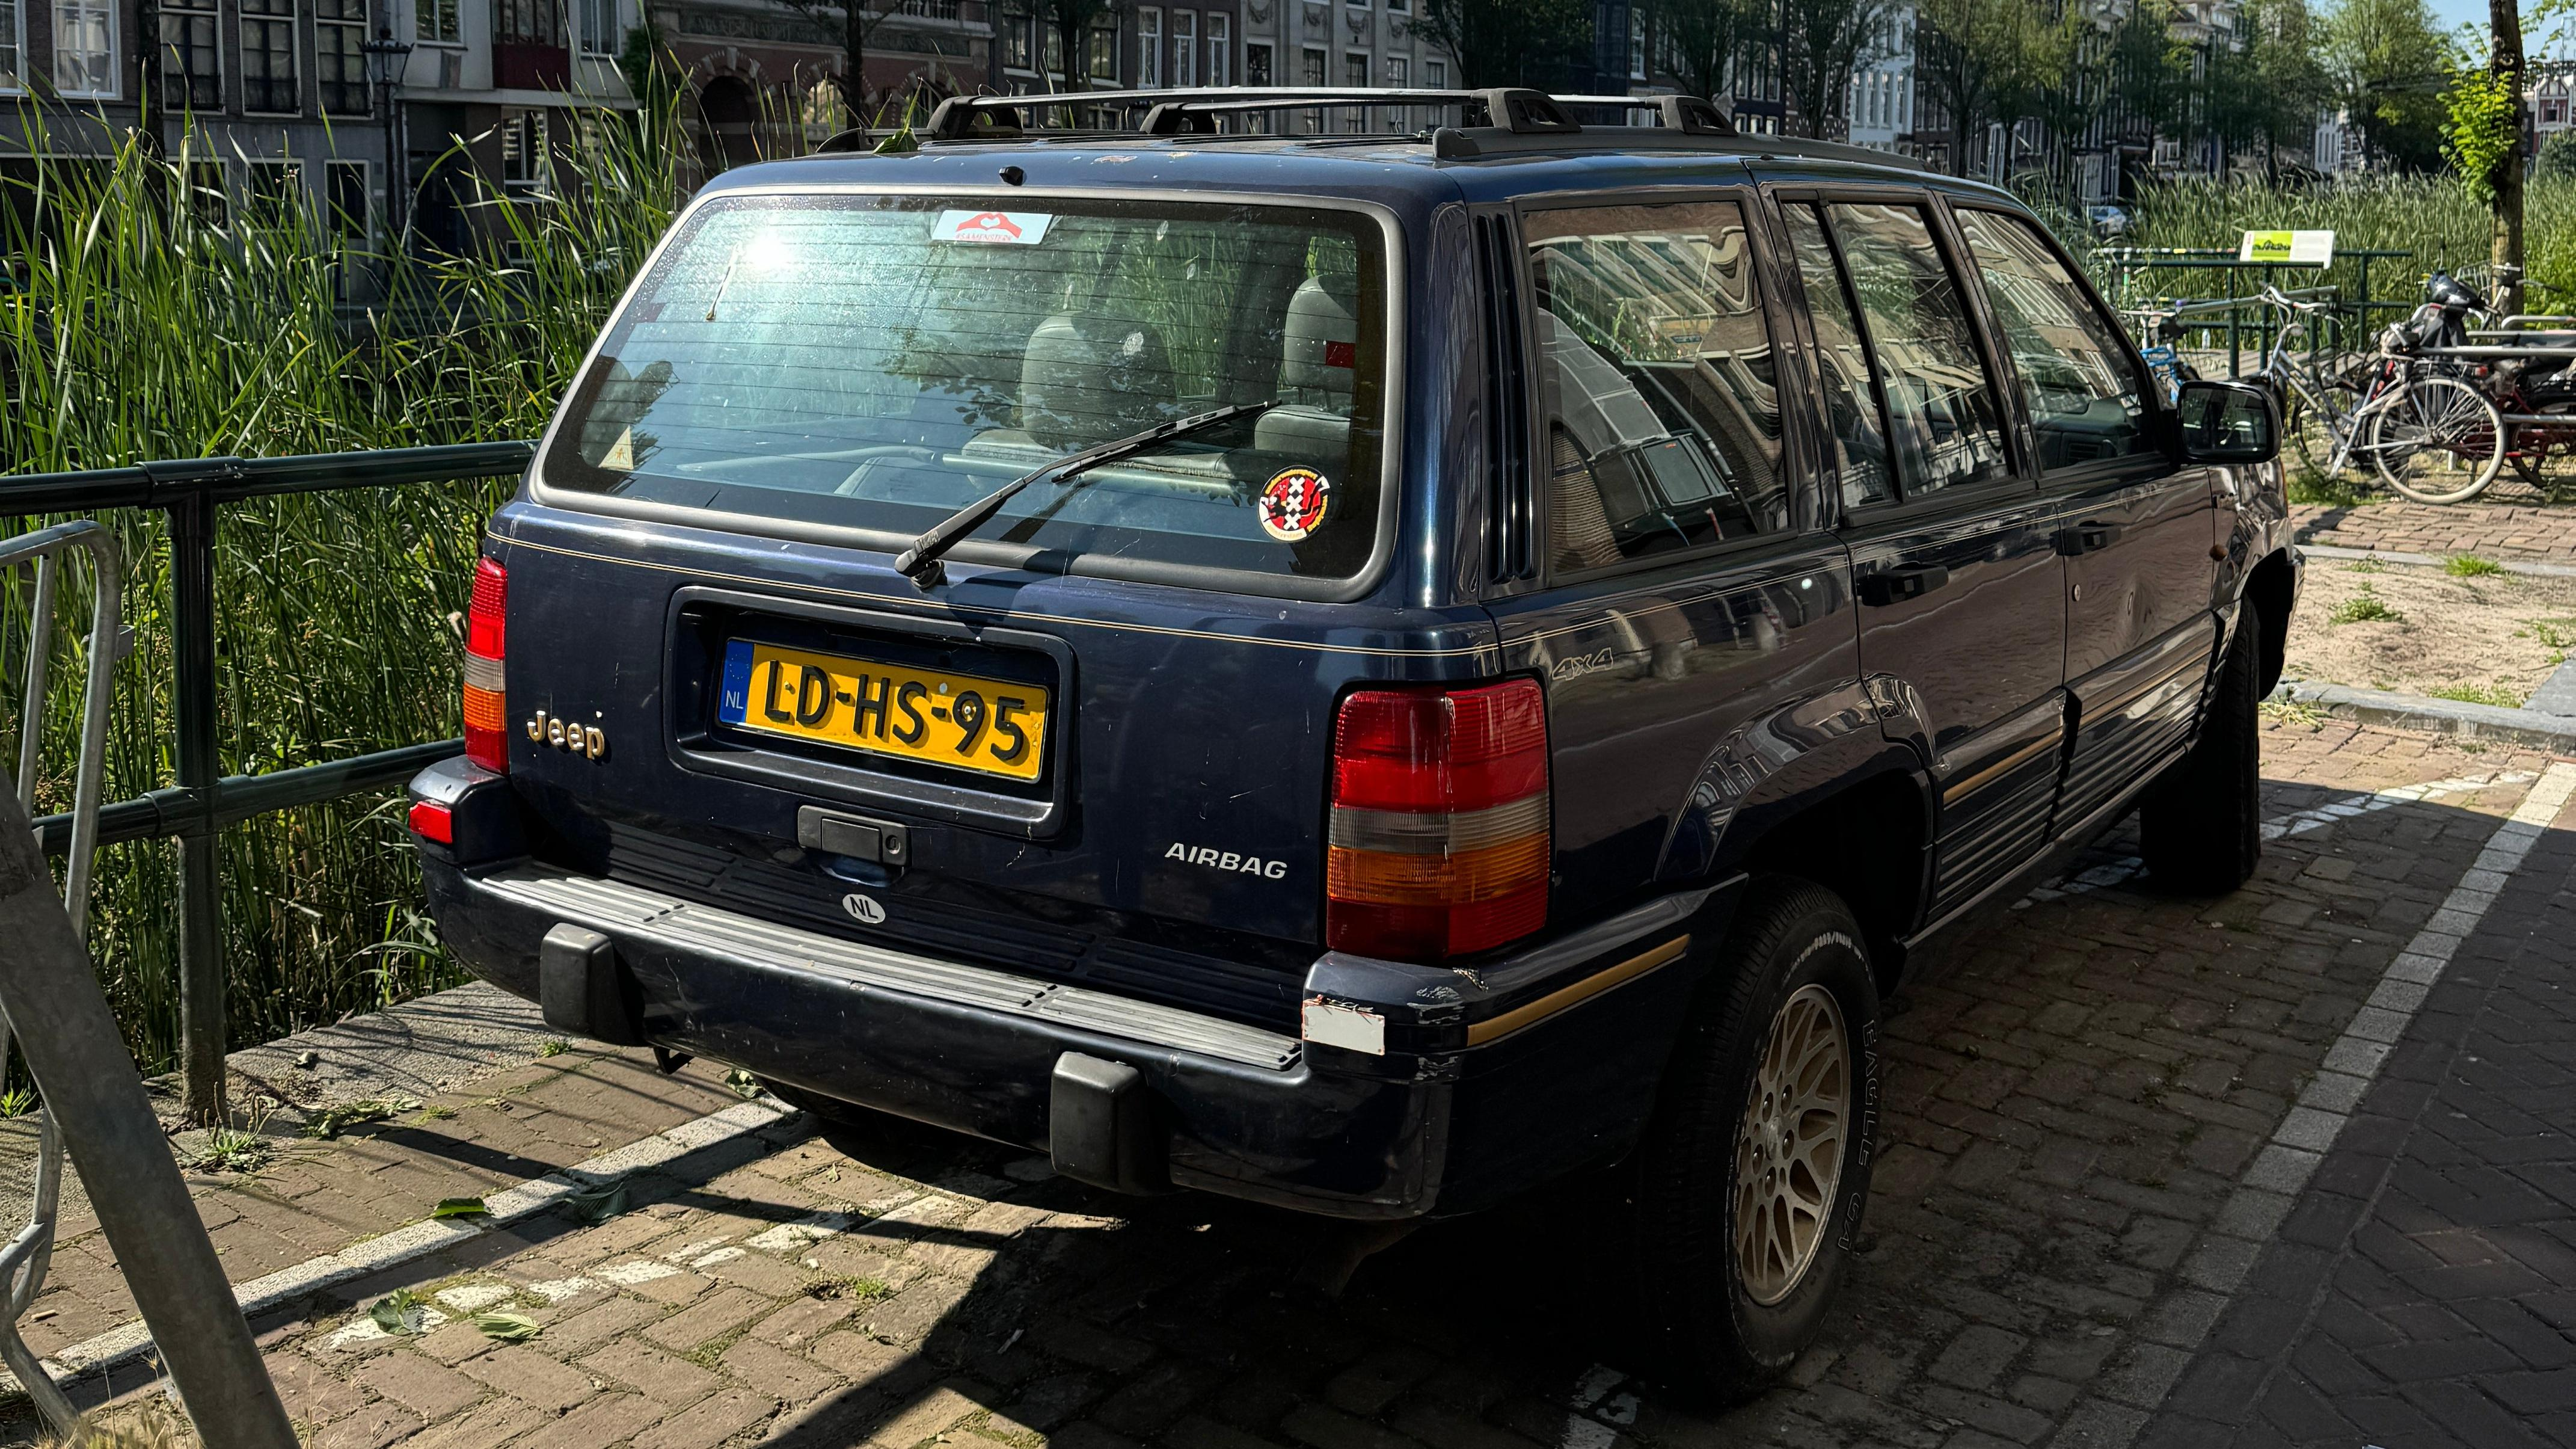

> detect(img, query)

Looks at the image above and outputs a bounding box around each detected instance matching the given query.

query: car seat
[1019,313,1175,449]
[1254,273,1358,464]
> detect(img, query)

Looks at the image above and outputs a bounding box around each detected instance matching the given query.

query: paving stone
[458,1344,599,1414]
[353,1351,488,1421]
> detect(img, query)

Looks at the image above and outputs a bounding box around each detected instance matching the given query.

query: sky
[2433,0,2570,57]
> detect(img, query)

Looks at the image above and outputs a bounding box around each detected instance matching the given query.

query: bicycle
[2245,285,2504,503]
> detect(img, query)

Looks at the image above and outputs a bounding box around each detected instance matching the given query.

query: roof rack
[908,86,1734,144]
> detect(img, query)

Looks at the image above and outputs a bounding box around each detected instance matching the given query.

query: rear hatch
[483,181,1486,1034]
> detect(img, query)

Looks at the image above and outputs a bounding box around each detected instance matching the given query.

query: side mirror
[2176,379,2280,464]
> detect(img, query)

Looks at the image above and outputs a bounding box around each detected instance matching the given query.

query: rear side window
[1523,200,1788,575]
[1783,205,1895,511]
[1955,210,2151,470]
[1794,201,2013,503]
[540,194,1390,587]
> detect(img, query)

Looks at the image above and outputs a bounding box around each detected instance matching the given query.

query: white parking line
[2014,771,2536,909]
[2059,758,2576,1447]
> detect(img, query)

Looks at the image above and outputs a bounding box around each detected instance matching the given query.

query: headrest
[1281,274,1358,395]
[1020,314,1171,446]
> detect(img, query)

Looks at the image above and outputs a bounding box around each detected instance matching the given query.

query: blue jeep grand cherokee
[408,87,2299,1388]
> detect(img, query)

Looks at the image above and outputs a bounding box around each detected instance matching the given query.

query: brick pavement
[2292,500,2576,563]
[3,718,2567,1449]
[2142,754,2576,1446]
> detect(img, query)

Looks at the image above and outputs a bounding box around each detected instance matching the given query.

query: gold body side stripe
[1464,935,1693,1047]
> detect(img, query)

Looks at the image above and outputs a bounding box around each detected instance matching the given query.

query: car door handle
[1856,564,1951,606]
[2056,521,2123,556]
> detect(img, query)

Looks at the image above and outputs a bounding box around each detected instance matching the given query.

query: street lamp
[362,28,416,238]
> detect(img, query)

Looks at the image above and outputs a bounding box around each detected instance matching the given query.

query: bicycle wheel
[2367,375,2507,504]
[2288,386,2363,479]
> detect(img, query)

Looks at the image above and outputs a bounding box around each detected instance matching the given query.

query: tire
[2140,598,2263,893]
[2368,375,2506,504]
[1619,879,1881,1396]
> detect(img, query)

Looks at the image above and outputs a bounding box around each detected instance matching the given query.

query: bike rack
[0,521,121,1432]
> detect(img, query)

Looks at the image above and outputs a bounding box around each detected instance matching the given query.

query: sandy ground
[2285,556,2576,705]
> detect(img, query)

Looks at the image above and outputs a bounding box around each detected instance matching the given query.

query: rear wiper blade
[893,401,1272,589]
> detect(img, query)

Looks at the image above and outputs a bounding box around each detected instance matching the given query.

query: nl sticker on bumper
[933,209,1054,245]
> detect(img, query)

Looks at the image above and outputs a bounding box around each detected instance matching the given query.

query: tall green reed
[0,101,690,1071]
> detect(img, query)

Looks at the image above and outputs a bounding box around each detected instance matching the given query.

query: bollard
[0,779,296,1447]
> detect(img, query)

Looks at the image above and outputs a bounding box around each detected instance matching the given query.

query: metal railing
[0,440,536,1124]
[2097,246,2417,378]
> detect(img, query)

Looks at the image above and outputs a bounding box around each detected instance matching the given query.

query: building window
[501,108,548,191]
[1001,0,1032,69]
[186,160,228,225]
[0,0,19,93]
[1344,51,1366,84]
[1136,6,1160,86]
[1387,0,1404,12]
[1206,11,1226,85]
[317,0,367,114]
[417,0,459,42]
[1385,55,1405,84]
[1245,39,1270,85]
[1426,58,1445,87]
[1088,18,1114,78]
[243,159,303,218]
[1630,25,1645,77]
[1171,8,1193,85]
[239,0,298,112]
[161,0,220,109]
[1301,45,1324,84]
[495,0,561,45]
[578,0,614,54]
[325,158,369,238]
[52,0,115,96]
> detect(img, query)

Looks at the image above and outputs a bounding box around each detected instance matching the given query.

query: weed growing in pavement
[2329,585,2405,624]
[299,1096,420,1140]
[2447,553,2508,578]
[539,1039,570,1057]
[189,1095,278,1173]
[804,1274,892,1303]
[725,1069,765,1100]
[2259,698,2329,730]
[2287,467,2370,508]
[2341,555,2386,573]
[2430,681,2525,707]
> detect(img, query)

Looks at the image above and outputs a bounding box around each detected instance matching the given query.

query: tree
[2324,0,2458,171]
[1780,0,1898,138]
[1640,0,1765,104]
[1036,0,1124,91]
[2207,0,2334,180]
[2482,0,2527,313]
[2540,126,2576,177]
[1414,0,1593,87]
[773,0,896,126]
[1915,0,2062,174]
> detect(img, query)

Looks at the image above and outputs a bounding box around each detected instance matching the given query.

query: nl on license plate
[717,640,1049,781]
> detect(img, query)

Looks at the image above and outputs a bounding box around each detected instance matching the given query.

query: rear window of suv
[539,192,1391,585]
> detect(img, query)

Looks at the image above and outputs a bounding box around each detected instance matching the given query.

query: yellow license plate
[717,639,1049,781]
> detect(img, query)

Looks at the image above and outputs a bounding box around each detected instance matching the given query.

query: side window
[1524,199,1788,574]
[1820,202,2013,497]
[1783,203,1895,511]
[1955,210,2151,470]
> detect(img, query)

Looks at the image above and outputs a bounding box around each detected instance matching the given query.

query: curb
[2294,541,2576,579]
[2270,679,2576,754]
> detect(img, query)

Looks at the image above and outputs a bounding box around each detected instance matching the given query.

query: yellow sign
[2238,230,2336,265]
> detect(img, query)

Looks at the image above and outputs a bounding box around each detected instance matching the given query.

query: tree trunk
[2491,0,2526,315]
[136,0,165,158]
[842,1,866,129]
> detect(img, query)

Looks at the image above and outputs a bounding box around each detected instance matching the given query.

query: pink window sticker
[1257,467,1332,543]
[931,209,1055,245]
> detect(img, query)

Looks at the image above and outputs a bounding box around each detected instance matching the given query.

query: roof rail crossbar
[923,85,1596,141]
[907,87,1761,153]
[1549,93,1735,135]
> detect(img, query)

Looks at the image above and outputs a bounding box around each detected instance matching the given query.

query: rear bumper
[415,774,1740,1219]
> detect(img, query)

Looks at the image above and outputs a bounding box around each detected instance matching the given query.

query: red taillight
[463,556,508,772]
[408,799,453,844]
[1326,680,1550,961]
